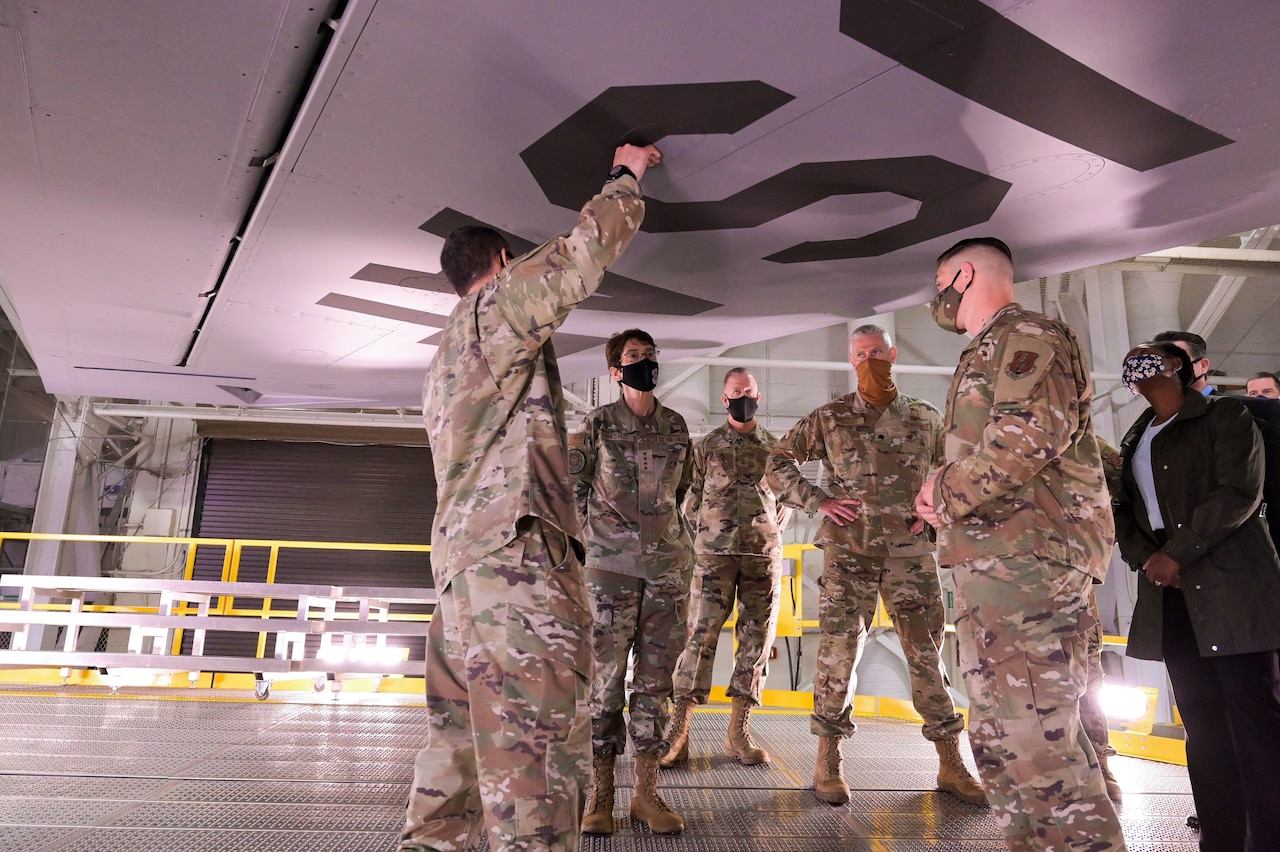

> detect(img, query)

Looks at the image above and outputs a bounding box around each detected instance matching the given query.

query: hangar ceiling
[1,0,1278,408]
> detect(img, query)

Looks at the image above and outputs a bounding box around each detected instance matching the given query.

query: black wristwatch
[608,164,638,183]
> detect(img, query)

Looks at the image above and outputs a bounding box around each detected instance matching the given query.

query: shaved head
[934,236,1017,333]
[939,242,1014,281]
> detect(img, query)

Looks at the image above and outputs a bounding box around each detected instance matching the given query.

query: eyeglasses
[619,348,658,365]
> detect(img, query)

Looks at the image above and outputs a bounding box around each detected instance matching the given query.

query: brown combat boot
[630,753,684,833]
[661,698,695,768]
[725,696,770,765]
[580,752,616,834]
[1098,750,1123,803]
[813,735,850,805]
[934,735,988,806]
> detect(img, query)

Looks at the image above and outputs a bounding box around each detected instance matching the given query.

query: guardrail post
[26,398,106,649]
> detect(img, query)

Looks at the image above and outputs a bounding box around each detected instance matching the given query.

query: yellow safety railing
[1,533,1174,762]
[0,532,434,657]
[0,532,1130,645]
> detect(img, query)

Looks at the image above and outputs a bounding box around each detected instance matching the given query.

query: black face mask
[619,359,658,392]
[1176,355,1199,388]
[726,395,758,423]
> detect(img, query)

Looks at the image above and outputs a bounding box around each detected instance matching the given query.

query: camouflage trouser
[810,548,964,742]
[952,554,1125,852]
[400,520,592,852]
[587,561,689,756]
[671,553,783,704]
[1078,587,1113,756]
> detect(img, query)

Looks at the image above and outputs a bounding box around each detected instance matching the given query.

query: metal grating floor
[0,686,1197,850]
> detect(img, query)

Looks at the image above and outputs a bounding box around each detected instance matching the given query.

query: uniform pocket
[495,603,591,749]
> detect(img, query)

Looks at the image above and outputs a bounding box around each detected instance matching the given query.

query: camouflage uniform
[672,422,790,704]
[1079,589,1112,758]
[931,304,1124,851]
[1079,441,1125,763]
[764,392,966,742]
[571,398,694,756]
[401,175,644,852]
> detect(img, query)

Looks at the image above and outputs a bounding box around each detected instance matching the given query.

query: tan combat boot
[813,735,850,805]
[725,696,770,765]
[630,753,684,834]
[1098,749,1123,803]
[661,698,695,768]
[934,735,988,806]
[580,752,616,834]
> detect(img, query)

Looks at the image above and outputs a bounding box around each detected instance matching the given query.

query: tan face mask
[855,358,898,407]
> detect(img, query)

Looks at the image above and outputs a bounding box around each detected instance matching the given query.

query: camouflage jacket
[931,303,1113,579]
[570,397,694,579]
[764,391,942,557]
[423,175,644,590]
[685,422,791,557]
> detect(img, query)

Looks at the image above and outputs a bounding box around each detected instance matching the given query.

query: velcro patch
[1005,350,1040,379]
[993,333,1056,404]
[567,447,586,476]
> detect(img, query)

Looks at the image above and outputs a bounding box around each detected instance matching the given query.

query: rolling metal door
[187,439,435,660]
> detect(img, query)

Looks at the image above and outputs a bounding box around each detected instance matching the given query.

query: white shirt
[1133,414,1177,531]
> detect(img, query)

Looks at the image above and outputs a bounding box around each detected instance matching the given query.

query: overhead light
[93,402,424,429]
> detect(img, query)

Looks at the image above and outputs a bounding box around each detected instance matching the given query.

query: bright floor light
[1099,684,1150,722]
[315,646,407,667]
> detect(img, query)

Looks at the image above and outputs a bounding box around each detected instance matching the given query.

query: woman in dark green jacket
[1114,340,1280,852]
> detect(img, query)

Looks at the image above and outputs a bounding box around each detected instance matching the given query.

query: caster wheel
[254,681,271,701]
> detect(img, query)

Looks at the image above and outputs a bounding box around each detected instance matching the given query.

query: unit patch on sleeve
[1005,349,1040,379]
[993,333,1056,403]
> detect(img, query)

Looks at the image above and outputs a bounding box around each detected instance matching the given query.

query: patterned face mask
[1121,353,1166,394]
[930,268,966,334]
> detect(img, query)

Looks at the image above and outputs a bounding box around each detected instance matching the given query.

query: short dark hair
[936,236,1013,266]
[1152,330,1207,362]
[439,226,510,296]
[1249,371,1280,386]
[723,367,754,388]
[605,329,656,369]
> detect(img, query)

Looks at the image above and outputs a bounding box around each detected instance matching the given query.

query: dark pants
[1162,588,1280,852]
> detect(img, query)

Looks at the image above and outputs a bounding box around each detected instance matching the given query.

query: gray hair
[850,324,892,346]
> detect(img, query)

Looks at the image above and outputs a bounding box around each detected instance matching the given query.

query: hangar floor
[0,686,1197,851]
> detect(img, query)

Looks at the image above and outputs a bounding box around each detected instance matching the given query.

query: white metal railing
[0,572,434,698]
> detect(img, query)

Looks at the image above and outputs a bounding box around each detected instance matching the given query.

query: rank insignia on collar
[1005,350,1040,379]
